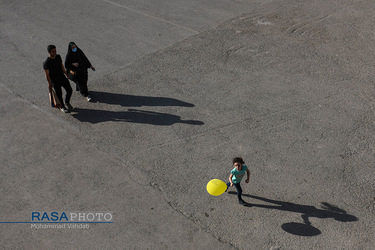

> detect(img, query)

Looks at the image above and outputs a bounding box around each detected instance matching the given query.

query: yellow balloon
[206,179,227,196]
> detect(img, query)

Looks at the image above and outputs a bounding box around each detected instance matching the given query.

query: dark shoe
[65,103,73,110]
[239,200,246,206]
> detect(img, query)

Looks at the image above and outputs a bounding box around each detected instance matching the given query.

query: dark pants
[227,182,243,202]
[74,71,89,97]
[53,78,72,106]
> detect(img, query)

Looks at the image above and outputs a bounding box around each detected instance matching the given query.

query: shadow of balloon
[281,222,321,236]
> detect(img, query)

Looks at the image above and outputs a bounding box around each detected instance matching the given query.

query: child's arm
[245,169,250,183]
[229,174,234,186]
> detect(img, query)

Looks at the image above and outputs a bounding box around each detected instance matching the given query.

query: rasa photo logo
[29,211,113,229]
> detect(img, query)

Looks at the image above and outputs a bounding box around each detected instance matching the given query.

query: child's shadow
[228,192,358,236]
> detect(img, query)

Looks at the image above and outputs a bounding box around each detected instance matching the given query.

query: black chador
[65,42,94,100]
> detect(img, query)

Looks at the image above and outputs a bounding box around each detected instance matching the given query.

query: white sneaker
[60,107,68,113]
[86,96,92,102]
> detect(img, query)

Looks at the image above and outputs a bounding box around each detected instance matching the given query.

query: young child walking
[227,157,250,205]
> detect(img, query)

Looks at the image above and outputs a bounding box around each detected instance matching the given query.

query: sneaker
[65,103,73,110]
[86,95,92,102]
[239,200,246,206]
[60,107,68,113]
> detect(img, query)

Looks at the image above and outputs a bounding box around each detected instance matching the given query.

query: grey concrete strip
[106,0,275,31]
[103,0,200,34]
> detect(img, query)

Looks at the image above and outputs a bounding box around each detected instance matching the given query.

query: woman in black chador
[65,42,95,101]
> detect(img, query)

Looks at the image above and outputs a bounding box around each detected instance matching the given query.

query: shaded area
[229,192,358,236]
[281,222,321,236]
[72,108,204,126]
[90,91,195,107]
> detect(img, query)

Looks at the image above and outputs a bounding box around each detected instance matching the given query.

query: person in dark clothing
[43,45,73,113]
[65,42,95,102]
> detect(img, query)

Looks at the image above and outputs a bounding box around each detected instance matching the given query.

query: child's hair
[233,157,245,164]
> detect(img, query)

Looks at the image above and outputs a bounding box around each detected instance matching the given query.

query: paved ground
[1,0,375,249]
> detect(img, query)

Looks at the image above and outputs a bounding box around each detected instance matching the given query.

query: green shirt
[231,165,248,184]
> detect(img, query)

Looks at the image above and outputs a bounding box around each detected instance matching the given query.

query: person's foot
[239,200,246,206]
[60,107,68,113]
[65,103,73,110]
[86,95,92,102]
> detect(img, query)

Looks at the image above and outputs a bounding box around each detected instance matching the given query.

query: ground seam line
[103,0,199,34]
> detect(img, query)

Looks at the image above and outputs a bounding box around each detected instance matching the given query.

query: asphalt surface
[1,0,375,249]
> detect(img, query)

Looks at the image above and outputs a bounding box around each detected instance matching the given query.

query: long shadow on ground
[72,108,204,126]
[228,192,358,236]
[90,91,195,107]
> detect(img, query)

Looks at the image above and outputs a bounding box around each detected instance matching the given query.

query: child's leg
[234,183,243,201]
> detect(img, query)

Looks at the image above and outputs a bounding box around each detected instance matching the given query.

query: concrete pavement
[1,0,375,249]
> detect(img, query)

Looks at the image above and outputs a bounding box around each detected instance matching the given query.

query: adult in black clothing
[65,42,95,102]
[43,45,73,113]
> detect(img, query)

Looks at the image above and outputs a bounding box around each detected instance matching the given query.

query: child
[227,157,250,205]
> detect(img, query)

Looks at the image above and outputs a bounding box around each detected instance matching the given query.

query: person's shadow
[90,91,195,107]
[228,192,358,236]
[72,108,204,126]
[71,91,204,125]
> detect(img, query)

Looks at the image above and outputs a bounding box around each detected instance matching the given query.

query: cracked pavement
[1,0,375,249]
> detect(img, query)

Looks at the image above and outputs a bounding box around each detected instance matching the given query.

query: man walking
[43,45,73,113]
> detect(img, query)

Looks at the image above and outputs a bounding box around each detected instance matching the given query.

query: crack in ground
[149,181,238,249]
